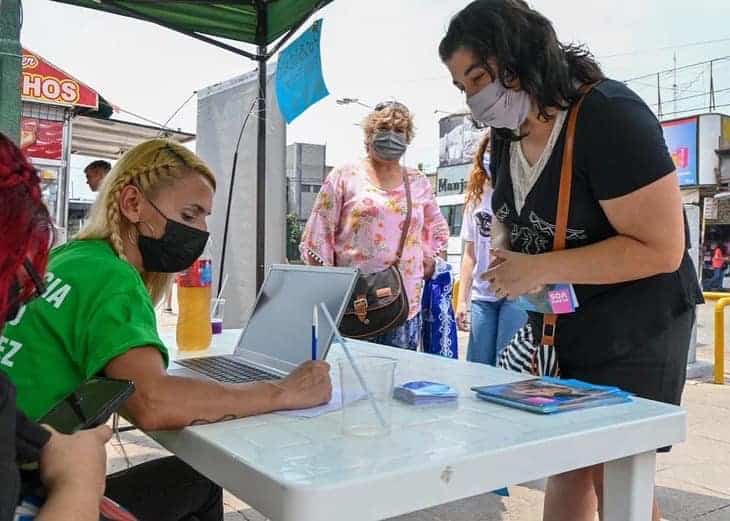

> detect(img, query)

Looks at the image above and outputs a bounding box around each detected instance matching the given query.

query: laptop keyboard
[175,356,281,383]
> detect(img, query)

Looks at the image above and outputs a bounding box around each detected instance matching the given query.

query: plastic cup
[338,356,397,437]
[210,298,225,335]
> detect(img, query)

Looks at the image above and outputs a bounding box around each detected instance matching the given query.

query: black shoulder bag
[340,169,412,339]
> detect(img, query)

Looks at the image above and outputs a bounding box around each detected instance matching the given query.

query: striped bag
[497,322,560,376]
[494,83,596,377]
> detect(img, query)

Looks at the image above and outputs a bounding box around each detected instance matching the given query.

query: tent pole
[0,0,22,143]
[255,0,267,291]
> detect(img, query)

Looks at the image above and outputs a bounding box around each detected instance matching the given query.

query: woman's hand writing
[273,361,332,410]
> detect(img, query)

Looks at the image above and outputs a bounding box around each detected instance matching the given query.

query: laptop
[169,264,359,383]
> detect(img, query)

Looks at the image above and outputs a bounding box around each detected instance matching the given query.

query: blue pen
[311,305,318,360]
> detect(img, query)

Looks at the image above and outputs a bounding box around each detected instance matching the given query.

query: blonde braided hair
[77,139,216,305]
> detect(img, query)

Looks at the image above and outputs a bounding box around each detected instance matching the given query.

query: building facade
[286,142,328,223]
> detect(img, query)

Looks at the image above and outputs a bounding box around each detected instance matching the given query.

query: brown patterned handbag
[340,168,412,339]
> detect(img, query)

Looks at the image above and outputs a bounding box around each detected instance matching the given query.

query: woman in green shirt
[2,138,332,520]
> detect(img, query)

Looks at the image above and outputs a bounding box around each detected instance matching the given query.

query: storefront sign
[704,197,719,220]
[661,117,698,186]
[437,163,470,195]
[439,113,486,168]
[21,48,98,109]
[722,115,730,148]
[21,117,64,160]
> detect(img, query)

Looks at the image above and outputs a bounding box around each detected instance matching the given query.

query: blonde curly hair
[362,101,416,151]
[76,139,216,305]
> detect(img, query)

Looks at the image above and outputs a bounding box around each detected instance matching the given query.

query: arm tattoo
[189,414,238,426]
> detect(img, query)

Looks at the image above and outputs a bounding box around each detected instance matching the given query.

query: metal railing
[702,292,728,384]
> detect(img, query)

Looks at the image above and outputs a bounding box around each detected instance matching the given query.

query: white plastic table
[154,329,686,521]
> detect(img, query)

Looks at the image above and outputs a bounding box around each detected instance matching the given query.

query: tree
[286,214,303,262]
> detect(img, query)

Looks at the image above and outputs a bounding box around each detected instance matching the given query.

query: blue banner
[661,117,698,186]
[275,19,329,123]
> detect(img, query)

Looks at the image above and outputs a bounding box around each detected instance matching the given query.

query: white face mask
[467,79,531,130]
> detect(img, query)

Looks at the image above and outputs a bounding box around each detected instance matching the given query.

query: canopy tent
[51,0,331,54]
[52,0,333,290]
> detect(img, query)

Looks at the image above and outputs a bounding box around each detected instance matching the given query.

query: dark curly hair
[439,0,604,139]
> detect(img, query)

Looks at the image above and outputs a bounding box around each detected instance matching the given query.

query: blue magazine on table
[471,377,632,414]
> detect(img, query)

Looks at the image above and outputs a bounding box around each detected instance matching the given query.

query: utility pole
[710,60,717,111]
[672,52,678,116]
[0,0,22,143]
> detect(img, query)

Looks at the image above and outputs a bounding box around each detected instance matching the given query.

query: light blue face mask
[467,80,531,130]
[371,130,408,161]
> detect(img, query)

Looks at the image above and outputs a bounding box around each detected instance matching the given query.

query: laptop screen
[234,265,358,373]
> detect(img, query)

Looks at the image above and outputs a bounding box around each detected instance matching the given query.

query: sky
[20,0,730,199]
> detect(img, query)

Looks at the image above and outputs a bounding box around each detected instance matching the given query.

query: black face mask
[137,199,209,273]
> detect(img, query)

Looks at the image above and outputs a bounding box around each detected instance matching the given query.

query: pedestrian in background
[300,101,449,350]
[84,159,111,192]
[456,131,526,365]
[710,243,727,290]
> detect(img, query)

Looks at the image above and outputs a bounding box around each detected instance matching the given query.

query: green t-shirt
[0,239,168,420]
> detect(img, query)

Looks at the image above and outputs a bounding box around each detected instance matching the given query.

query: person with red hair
[0,132,112,520]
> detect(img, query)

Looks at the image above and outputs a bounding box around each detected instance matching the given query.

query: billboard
[661,117,698,186]
[439,113,486,168]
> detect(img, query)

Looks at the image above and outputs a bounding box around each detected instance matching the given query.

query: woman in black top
[439,1,703,520]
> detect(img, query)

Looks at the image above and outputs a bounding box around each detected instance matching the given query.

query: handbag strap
[393,167,412,266]
[541,83,596,346]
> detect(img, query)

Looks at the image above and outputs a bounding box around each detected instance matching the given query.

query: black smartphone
[39,377,135,434]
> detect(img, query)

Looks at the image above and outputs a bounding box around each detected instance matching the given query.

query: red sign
[21,118,64,160]
[21,47,99,109]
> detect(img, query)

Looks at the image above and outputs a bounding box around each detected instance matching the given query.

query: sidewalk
[107,301,730,520]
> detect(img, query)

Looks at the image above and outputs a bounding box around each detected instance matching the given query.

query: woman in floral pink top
[300,101,449,350]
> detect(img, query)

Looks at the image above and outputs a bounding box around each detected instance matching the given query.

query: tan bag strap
[542,83,596,347]
[393,167,412,266]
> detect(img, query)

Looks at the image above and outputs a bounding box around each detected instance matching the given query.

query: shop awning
[71,115,195,159]
[51,0,333,58]
[21,47,115,118]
